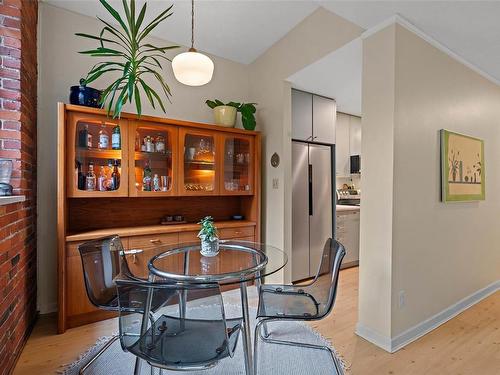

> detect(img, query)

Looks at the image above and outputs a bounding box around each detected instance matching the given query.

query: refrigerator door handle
[308,163,313,216]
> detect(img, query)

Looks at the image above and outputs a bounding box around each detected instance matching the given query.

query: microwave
[350,155,360,174]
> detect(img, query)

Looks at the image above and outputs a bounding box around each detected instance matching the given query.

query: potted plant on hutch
[205,99,257,130]
[198,216,220,257]
[75,0,179,118]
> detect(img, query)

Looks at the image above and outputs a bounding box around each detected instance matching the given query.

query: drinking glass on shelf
[161,176,170,191]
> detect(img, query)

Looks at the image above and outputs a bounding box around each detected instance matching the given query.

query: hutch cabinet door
[128,121,178,197]
[219,134,255,195]
[178,128,220,195]
[67,112,129,198]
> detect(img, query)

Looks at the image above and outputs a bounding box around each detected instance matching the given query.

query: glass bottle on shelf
[155,133,165,153]
[112,125,121,150]
[85,162,96,191]
[144,136,154,153]
[143,161,152,191]
[98,124,109,149]
[76,161,85,190]
[111,160,120,190]
[78,124,90,148]
[136,130,141,151]
[153,174,161,191]
[97,165,106,191]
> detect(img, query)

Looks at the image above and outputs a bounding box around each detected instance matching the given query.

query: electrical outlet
[398,290,406,309]
[272,178,279,189]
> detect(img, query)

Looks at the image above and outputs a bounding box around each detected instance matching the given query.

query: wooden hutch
[57,103,261,333]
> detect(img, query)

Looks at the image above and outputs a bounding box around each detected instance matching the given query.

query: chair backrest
[310,238,346,318]
[116,279,234,370]
[78,235,132,309]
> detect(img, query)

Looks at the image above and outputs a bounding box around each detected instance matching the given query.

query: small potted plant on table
[198,216,219,257]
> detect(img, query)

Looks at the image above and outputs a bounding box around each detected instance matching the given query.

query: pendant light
[172,0,214,86]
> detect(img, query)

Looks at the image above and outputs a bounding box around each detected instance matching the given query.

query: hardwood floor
[13,267,500,374]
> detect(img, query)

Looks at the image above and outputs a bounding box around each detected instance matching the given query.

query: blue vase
[69,79,102,108]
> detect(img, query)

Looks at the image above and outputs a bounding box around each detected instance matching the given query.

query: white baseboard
[355,323,392,352]
[356,280,500,353]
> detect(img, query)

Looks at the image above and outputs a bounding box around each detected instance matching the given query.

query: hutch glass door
[131,123,177,196]
[180,129,218,195]
[221,135,253,195]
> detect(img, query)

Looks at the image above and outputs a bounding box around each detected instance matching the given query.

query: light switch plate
[272,178,279,189]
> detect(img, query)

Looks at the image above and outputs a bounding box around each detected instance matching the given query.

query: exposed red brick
[3,36,21,49]
[2,79,20,90]
[0,0,37,373]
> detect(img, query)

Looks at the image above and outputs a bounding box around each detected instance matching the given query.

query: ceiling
[44,1,500,115]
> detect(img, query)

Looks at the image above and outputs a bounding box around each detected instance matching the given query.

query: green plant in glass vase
[197,216,220,257]
[76,0,179,118]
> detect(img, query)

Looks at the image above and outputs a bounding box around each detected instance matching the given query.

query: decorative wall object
[440,129,485,202]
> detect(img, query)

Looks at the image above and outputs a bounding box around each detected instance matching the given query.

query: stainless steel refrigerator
[292,141,334,282]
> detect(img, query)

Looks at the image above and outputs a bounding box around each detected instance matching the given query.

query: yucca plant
[76,0,179,118]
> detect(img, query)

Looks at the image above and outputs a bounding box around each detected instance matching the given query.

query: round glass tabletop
[148,240,287,285]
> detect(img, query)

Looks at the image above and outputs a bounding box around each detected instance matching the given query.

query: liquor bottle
[105,159,113,190]
[111,160,120,190]
[112,125,121,150]
[98,124,109,149]
[97,165,106,191]
[76,161,85,190]
[78,125,89,148]
[85,162,96,191]
[155,133,165,153]
[143,161,152,191]
[153,174,161,191]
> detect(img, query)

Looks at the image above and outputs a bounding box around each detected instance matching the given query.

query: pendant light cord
[191,0,195,49]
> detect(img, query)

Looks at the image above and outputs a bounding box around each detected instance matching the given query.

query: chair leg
[134,357,142,375]
[256,319,344,375]
[253,319,265,375]
[79,335,119,375]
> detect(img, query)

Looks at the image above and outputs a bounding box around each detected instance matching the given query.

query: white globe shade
[172,51,214,86]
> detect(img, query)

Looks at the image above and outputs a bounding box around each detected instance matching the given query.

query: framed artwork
[440,129,485,202]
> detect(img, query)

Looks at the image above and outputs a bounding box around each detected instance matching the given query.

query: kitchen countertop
[336,204,360,212]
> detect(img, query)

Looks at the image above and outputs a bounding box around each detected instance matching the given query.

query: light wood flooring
[13,267,500,374]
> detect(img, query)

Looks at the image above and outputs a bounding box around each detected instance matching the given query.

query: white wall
[391,24,500,335]
[37,3,250,313]
[358,21,500,349]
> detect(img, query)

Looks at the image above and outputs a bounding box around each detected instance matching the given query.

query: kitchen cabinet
[292,89,313,141]
[313,95,336,144]
[349,115,362,157]
[335,112,362,176]
[220,134,255,195]
[335,113,350,176]
[336,209,359,268]
[291,89,336,144]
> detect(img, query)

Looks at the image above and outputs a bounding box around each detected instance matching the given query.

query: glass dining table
[147,240,287,375]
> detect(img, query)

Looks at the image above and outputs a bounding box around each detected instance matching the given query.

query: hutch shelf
[57,103,261,333]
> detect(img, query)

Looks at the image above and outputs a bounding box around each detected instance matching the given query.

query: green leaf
[134,83,142,116]
[205,100,218,109]
[227,102,241,108]
[85,68,122,84]
[215,99,224,106]
[99,0,131,39]
[138,5,173,42]
[135,2,147,36]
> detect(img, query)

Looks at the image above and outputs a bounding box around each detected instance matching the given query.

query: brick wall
[0,0,37,373]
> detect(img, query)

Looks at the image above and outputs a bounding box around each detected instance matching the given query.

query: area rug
[61,303,345,375]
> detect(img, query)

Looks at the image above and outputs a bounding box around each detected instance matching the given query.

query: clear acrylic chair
[77,235,133,374]
[116,279,243,374]
[254,238,346,374]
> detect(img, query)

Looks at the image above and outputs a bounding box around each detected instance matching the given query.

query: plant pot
[200,237,220,257]
[70,79,102,108]
[213,106,237,127]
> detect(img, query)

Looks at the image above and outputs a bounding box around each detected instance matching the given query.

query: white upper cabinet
[292,89,336,144]
[312,95,336,144]
[349,115,362,156]
[335,112,350,176]
[292,89,313,141]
